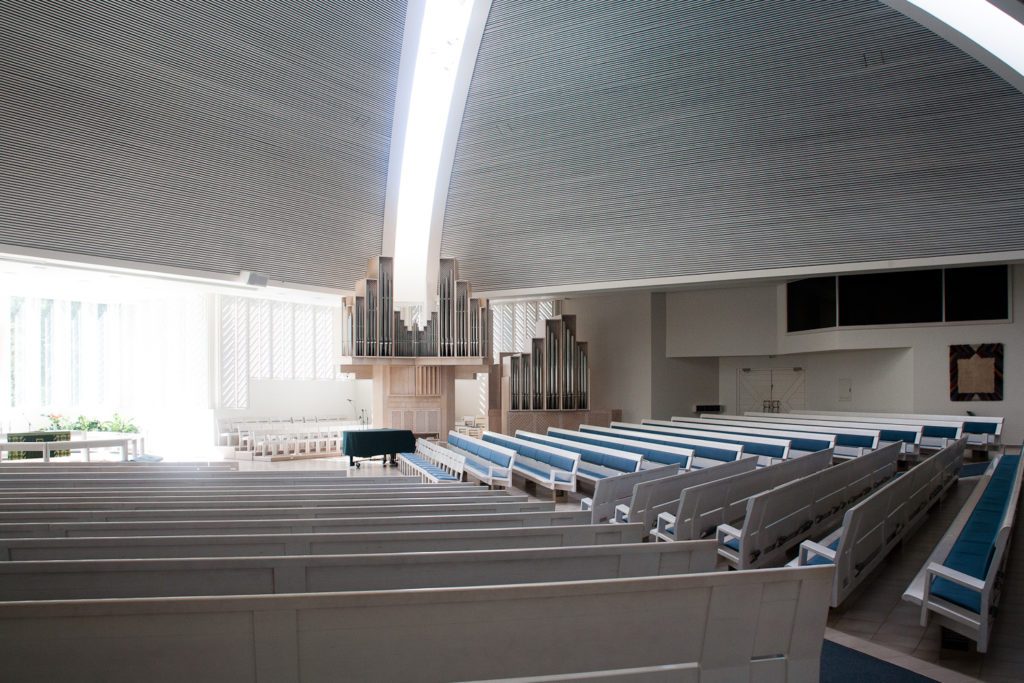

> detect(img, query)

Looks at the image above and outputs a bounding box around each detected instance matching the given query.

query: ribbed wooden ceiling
[0,0,405,289]
[442,0,1024,293]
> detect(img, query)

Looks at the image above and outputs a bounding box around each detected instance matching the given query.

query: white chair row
[902,448,1024,652]
[718,444,900,569]
[654,448,834,543]
[796,438,965,606]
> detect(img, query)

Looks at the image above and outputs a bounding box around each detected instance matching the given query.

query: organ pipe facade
[503,314,589,411]
[341,256,489,359]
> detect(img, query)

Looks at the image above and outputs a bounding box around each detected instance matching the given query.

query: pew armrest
[613,503,631,524]
[655,511,677,541]
[580,497,593,512]
[925,562,986,593]
[798,540,836,566]
[717,523,743,547]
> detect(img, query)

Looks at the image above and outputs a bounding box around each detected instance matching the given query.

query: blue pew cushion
[931,455,1020,613]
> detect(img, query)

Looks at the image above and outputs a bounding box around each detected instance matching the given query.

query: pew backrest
[660,448,835,542]
[581,464,679,524]
[799,439,965,606]
[620,457,758,535]
[0,565,834,682]
[720,444,899,569]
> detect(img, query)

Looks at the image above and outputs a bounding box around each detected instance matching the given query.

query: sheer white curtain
[217,295,339,410]
[3,291,211,455]
[490,298,560,363]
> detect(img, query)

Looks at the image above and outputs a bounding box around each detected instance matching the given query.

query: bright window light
[907,0,1024,76]
[392,0,476,308]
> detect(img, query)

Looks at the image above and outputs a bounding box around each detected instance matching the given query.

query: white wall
[651,293,719,419]
[718,348,914,415]
[454,376,486,419]
[215,378,373,423]
[563,291,652,423]
[667,265,1024,444]
[666,285,778,357]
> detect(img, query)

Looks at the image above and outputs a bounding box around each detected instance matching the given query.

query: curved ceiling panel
[0,0,406,289]
[442,0,1024,293]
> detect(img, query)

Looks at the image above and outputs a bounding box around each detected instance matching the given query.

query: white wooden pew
[0,499,553,524]
[0,472,383,489]
[717,444,899,569]
[0,523,648,561]
[0,565,834,682]
[654,448,834,543]
[0,484,482,504]
[796,439,965,606]
[801,410,1003,450]
[902,450,1024,652]
[516,431,643,487]
[547,427,694,470]
[695,415,880,458]
[580,464,679,523]
[612,421,792,464]
[0,541,720,601]
[581,425,744,469]
[0,509,591,539]
[740,413,924,456]
[652,418,836,457]
[780,412,964,450]
[397,438,465,483]
[484,431,580,499]
[614,458,757,535]
[0,491,522,512]
[448,431,516,488]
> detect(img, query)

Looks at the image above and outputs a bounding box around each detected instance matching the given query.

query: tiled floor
[824,468,1024,683]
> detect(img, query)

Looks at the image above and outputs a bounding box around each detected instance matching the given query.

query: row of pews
[0,461,833,682]
[553,411,1018,655]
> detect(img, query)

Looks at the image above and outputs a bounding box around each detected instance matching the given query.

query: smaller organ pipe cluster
[504,314,589,411]
[341,256,488,358]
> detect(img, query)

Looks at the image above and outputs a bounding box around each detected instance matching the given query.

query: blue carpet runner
[821,641,937,682]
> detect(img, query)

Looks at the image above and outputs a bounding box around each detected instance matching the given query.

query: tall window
[3,292,209,429]
[490,299,560,363]
[218,295,339,409]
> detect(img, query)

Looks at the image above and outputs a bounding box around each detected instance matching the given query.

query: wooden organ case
[340,257,489,438]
